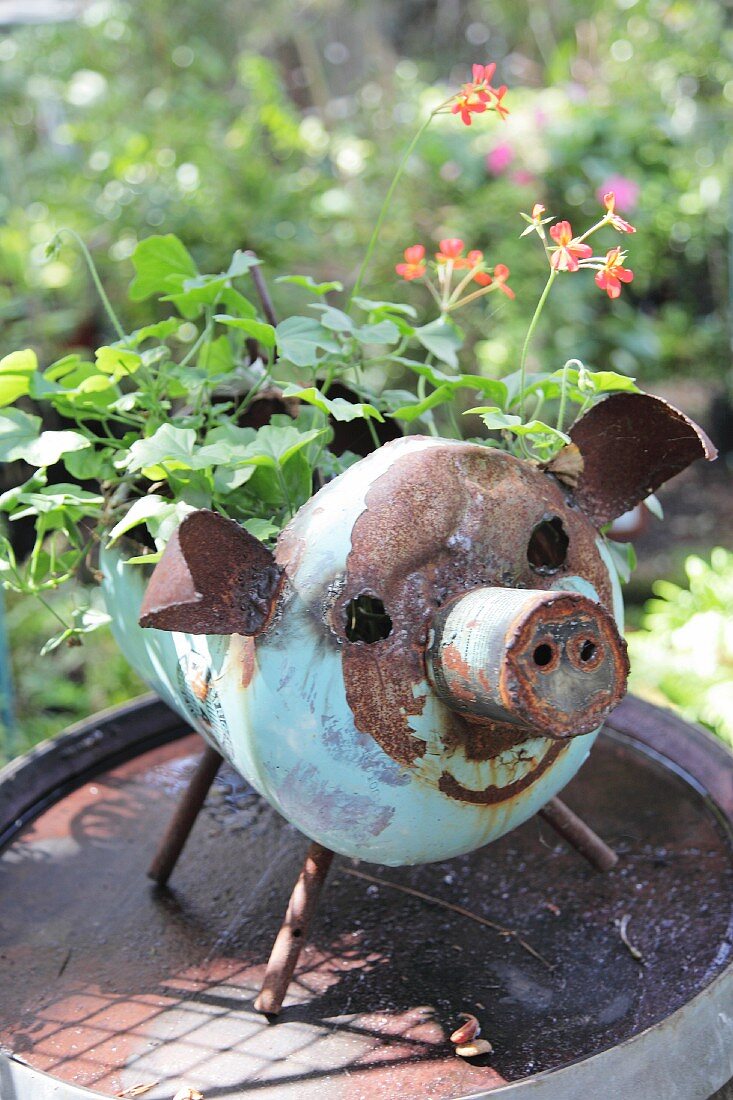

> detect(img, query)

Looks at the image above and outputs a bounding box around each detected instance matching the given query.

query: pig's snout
[426,587,628,739]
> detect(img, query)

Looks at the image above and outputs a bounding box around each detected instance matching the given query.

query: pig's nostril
[533,643,554,667]
[580,639,597,663]
[345,594,392,644]
[527,516,569,574]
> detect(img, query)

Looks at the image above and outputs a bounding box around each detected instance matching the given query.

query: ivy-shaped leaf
[129,234,198,301]
[414,317,464,369]
[214,315,276,348]
[275,316,340,367]
[106,494,174,546]
[0,409,41,461]
[280,385,384,423]
[388,385,456,422]
[0,349,38,407]
[276,274,344,296]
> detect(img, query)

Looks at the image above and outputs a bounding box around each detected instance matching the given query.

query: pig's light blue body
[102,437,623,867]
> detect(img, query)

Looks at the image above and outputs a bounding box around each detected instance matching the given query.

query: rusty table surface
[0,696,731,1099]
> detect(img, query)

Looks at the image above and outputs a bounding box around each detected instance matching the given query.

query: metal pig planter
[102,393,714,867]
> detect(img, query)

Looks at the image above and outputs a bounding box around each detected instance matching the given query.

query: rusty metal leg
[147,744,223,886]
[539,796,619,872]
[254,842,335,1016]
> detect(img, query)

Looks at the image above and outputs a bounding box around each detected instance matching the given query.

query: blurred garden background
[0,0,731,759]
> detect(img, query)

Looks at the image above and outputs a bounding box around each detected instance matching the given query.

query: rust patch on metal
[336,441,615,776]
[139,509,283,636]
[568,393,717,526]
[457,716,536,761]
[228,633,256,689]
[187,665,210,703]
[439,740,566,804]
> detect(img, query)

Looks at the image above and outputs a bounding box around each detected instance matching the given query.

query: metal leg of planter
[539,796,619,872]
[255,842,335,1017]
[147,744,223,886]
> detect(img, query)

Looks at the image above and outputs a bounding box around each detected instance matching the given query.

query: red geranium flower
[603,192,636,234]
[436,238,469,265]
[491,263,515,298]
[595,247,634,299]
[492,84,510,120]
[450,62,508,125]
[395,244,426,281]
[549,221,593,272]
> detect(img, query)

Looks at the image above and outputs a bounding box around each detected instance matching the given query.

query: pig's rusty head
[139,392,714,782]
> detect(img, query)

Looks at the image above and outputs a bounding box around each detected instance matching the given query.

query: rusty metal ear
[567,393,717,527]
[139,510,283,635]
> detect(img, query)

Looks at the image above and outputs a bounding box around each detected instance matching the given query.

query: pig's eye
[344,593,393,643]
[527,515,569,574]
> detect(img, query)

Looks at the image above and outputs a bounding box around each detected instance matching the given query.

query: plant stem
[556,357,583,432]
[349,113,435,306]
[519,267,557,421]
[52,228,126,342]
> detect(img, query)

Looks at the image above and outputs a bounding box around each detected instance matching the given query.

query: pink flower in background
[486,143,515,175]
[596,176,639,212]
[511,170,535,187]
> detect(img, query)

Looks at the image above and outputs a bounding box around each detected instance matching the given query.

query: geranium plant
[0,62,643,650]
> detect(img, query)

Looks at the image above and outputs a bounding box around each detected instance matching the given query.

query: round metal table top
[0,694,731,1100]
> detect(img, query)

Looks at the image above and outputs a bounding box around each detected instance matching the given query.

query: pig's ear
[568,392,716,526]
[139,510,283,635]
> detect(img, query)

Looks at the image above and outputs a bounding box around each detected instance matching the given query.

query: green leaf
[352,297,417,319]
[95,346,143,380]
[468,407,522,430]
[276,274,344,296]
[218,287,257,318]
[243,517,279,542]
[106,495,173,546]
[415,317,464,369]
[309,304,354,334]
[513,420,571,444]
[122,425,198,474]
[124,550,163,566]
[0,349,38,407]
[389,385,456,422]
[196,335,234,376]
[126,318,181,346]
[584,370,639,394]
[241,424,328,468]
[63,447,113,481]
[353,320,401,345]
[214,315,276,348]
[213,464,256,493]
[227,250,261,277]
[604,536,637,585]
[23,430,91,468]
[280,385,384,422]
[129,234,198,301]
[0,408,41,462]
[11,484,103,522]
[275,315,340,367]
[42,357,121,415]
[147,500,197,548]
[40,607,112,656]
[0,469,48,512]
[468,406,571,446]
